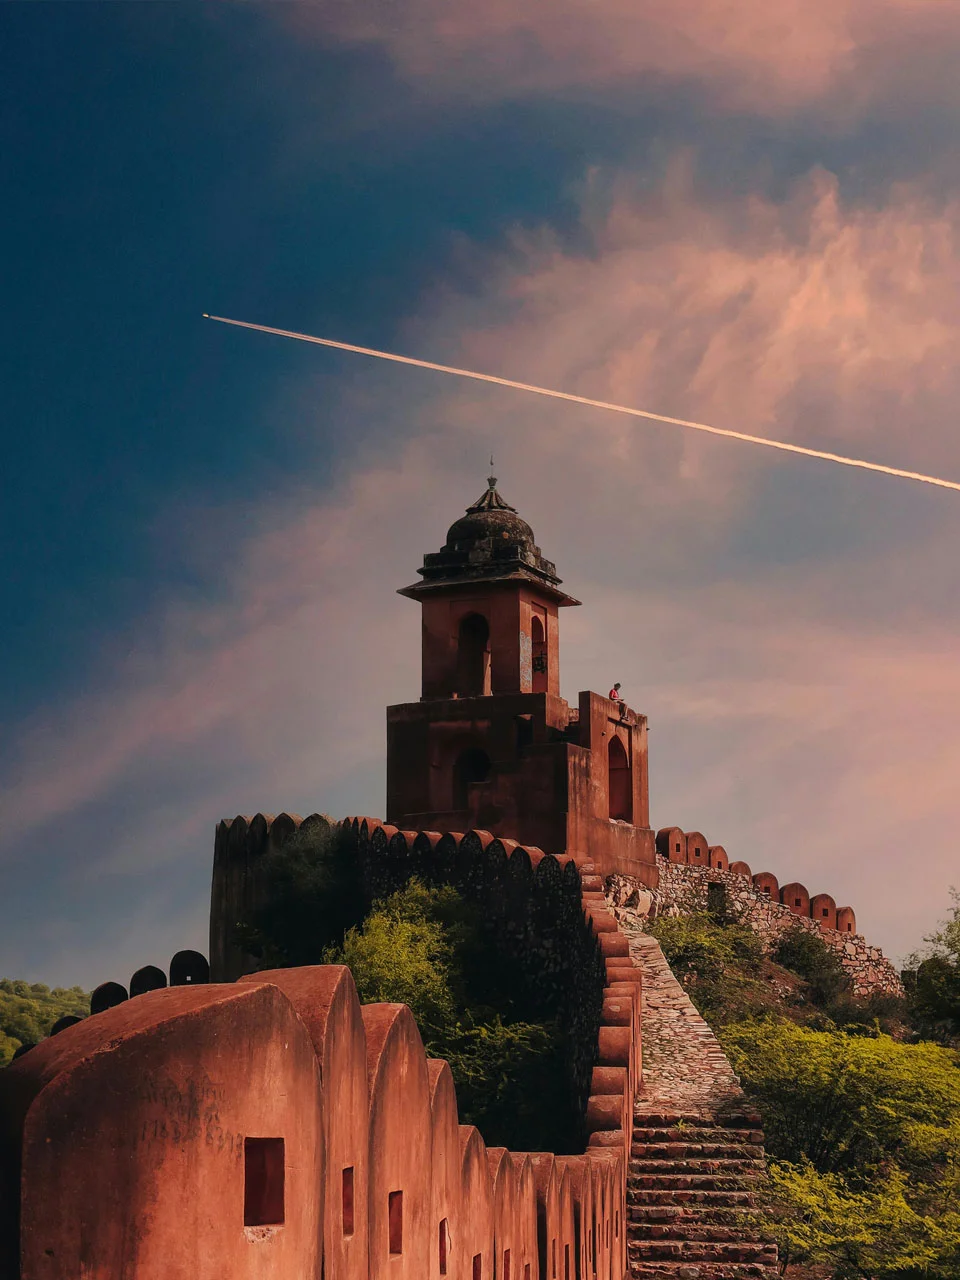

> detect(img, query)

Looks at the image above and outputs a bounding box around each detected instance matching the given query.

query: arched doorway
[531,616,548,694]
[608,736,632,822]
[456,613,491,697]
[453,747,492,810]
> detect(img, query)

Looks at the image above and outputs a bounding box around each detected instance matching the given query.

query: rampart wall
[0,821,643,1280]
[609,844,903,998]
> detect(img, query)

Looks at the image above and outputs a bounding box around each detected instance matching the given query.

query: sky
[3,2,960,991]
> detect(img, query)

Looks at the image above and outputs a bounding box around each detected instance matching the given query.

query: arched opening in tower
[456,613,491,697]
[453,747,492,810]
[607,736,632,822]
[531,615,548,694]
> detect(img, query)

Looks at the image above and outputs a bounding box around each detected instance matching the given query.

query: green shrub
[773,927,853,1008]
[721,1020,960,1177]
[906,890,960,1047]
[325,879,568,1151]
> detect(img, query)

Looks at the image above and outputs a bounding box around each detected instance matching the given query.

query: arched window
[607,736,632,822]
[453,747,491,810]
[456,613,491,697]
[531,615,548,694]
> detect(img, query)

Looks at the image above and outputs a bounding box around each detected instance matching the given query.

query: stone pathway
[613,916,779,1279]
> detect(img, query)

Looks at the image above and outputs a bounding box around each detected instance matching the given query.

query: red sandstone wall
[1,830,640,1280]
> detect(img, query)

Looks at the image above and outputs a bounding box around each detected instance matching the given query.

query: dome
[398,475,580,606]
[444,479,537,553]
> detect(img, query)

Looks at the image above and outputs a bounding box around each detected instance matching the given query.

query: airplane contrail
[202,313,960,495]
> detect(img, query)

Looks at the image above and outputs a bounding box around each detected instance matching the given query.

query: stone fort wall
[0,820,642,1280]
[608,829,902,998]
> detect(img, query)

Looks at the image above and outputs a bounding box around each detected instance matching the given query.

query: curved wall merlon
[654,823,859,936]
[2,826,638,1280]
[655,827,686,863]
[684,832,708,866]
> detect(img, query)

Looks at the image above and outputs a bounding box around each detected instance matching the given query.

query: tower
[386,477,658,883]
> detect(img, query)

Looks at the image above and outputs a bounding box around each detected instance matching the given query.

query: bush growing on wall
[325,878,569,1152]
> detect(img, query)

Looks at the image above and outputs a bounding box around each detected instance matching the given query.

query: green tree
[325,879,567,1151]
[905,889,960,1047]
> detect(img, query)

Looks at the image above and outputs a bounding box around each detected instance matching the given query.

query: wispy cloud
[289,0,960,119]
[5,162,960,983]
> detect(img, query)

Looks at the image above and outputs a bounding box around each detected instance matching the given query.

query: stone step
[629,1240,777,1264]
[634,1112,763,1130]
[633,1128,764,1145]
[627,1262,778,1279]
[629,1222,767,1244]
[629,1205,760,1224]
[630,1159,766,1177]
[631,1143,763,1160]
[629,1190,757,1208]
[629,1174,762,1192]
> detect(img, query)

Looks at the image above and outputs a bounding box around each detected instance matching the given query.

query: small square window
[822,908,829,917]
[244,1137,284,1227]
[794,898,802,908]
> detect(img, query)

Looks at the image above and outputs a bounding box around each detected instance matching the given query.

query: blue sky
[4,2,960,989]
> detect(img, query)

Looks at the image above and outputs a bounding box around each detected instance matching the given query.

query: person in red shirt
[609,682,622,701]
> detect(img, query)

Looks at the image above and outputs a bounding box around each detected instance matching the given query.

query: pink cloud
[5,164,960,971]
[289,0,960,117]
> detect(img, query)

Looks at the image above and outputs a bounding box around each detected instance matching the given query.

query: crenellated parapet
[0,830,642,1280]
[623,833,902,998]
[210,810,332,982]
[655,828,858,937]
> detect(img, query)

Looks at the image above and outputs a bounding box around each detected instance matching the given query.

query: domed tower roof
[398,475,580,605]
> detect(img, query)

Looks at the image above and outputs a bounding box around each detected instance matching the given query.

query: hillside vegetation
[0,980,88,1065]
[645,906,960,1279]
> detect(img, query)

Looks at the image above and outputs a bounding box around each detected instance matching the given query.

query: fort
[0,477,901,1279]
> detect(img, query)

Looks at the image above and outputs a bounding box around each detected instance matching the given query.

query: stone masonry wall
[607,861,903,999]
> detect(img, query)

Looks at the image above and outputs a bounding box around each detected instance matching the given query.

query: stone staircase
[628,1106,777,1278]
[606,914,779,1280]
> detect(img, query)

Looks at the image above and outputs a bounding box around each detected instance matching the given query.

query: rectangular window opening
[564,1243,570,1280]
[822,908,829,917]
[439,1218,449,1275]
[473,1253,483,1280]
[243,1137,285,1227]
[388,1190,403,1255]
[674,842,680,852]
[794,898,802,907]
[524,1265,531,1280]
[503,1248,511,1280]
[552,1238,557,1277]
